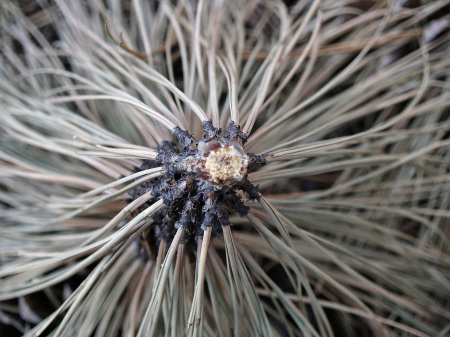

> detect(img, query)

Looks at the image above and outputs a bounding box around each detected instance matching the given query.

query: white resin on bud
[184,140,249,185]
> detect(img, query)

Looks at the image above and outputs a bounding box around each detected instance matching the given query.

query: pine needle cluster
[0,1,449,336]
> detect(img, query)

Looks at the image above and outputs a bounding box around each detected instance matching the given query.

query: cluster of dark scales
[128,121,268,259]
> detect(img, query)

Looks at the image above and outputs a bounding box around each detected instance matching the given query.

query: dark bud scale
[128,121,267,259]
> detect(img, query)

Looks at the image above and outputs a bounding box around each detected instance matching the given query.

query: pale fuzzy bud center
[204,145,247,183]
